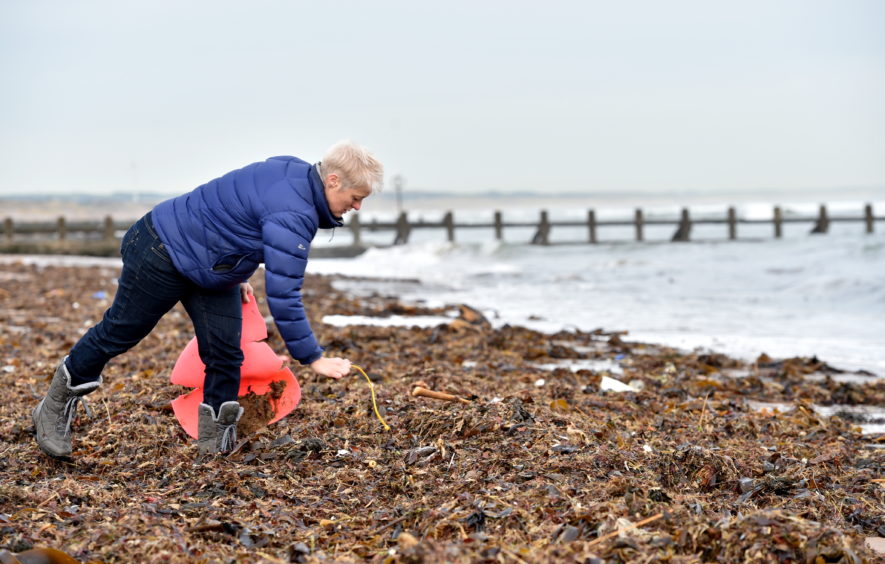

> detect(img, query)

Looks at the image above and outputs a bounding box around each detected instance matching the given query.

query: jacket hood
[308,163,343,229]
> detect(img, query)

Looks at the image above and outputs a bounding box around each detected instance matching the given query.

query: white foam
[535,359,624,375]
[310,211,885,374]
[0,254,122,268]
[748,401,885,435]
[322,314,452,328]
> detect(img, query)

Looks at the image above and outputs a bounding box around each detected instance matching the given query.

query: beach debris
[353,364,390,430]
[455,304,491,327]
[169,298,301,438]
[412,386,471,404]
[236,382,288,436]
[865,537,885,556]
[405,445,439,466]
[0,547,79,563]
[585,512,665,549]
[599,375,640,392]
[1,264,883,562]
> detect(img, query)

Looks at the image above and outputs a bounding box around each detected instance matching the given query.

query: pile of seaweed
[0,262,882,563]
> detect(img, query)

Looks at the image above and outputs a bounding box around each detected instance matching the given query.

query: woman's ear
[325,173,340,190]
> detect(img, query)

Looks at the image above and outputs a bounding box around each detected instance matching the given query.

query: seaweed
[0,262,882,562]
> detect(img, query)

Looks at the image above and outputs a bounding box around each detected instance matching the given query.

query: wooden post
[443,211,455,242]
[588,209,597,244]
[393,211,411,245]
[634,208,644,242]
[350,213,362,246]
[57,216,67,240]
[810,204,829,234]
[531,210,550,245]
[774,206,783,238]
[727,207,737,240]
[494,211,503,240]
[4,218,12,241]
[671,208,691,242]
[864,203,874,234]
[103,216,115,240]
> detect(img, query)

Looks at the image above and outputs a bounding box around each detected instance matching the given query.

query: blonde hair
[322,140,384,193]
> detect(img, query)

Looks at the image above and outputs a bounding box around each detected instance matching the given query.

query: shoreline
[321,270,885,378]
[3,252,882,377]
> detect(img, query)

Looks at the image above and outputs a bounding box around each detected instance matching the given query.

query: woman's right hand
[309,357,352,379]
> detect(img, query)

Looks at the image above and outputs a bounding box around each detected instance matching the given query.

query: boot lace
[59,396,92,437]
[219,422,238,452]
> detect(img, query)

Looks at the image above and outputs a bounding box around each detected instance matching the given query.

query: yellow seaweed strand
[352,364,390,431]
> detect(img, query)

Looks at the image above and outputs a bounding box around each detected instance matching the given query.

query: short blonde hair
[322,140,384,193]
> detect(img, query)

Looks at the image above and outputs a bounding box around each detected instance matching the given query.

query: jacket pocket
[207,253,260,288]
[212,253,248,272]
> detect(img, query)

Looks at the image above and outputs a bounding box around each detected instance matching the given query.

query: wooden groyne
[351,203,880,245]
[0,203,880,256]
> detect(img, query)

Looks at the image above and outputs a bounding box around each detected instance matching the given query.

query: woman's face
[324,175,371,217]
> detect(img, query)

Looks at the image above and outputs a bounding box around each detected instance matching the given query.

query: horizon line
[0,184,883,202]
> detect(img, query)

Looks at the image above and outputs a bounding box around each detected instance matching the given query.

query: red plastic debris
[170,298,301,439]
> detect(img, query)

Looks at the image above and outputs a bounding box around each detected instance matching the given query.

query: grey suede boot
[32,360,101,458]
[197,401,243,454]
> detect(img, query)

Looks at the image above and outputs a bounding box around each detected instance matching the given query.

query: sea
[308,190,885,376]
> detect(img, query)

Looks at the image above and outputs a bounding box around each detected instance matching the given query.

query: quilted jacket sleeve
[261,211,324,365]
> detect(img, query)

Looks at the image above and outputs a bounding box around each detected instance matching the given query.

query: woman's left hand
[240,282,255,303]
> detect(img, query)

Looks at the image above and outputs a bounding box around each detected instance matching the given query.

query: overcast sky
[1,0,883,196]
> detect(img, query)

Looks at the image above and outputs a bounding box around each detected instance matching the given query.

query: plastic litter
[0,547,79,563]
[170,298,301,439]
[599,375,641,392]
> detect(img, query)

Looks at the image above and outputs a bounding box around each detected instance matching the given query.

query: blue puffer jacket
[151,156,341,365]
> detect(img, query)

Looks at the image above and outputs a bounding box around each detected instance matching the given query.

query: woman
[33,140,383,457]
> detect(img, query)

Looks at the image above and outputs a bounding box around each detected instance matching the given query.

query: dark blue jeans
[66,212,243,412]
